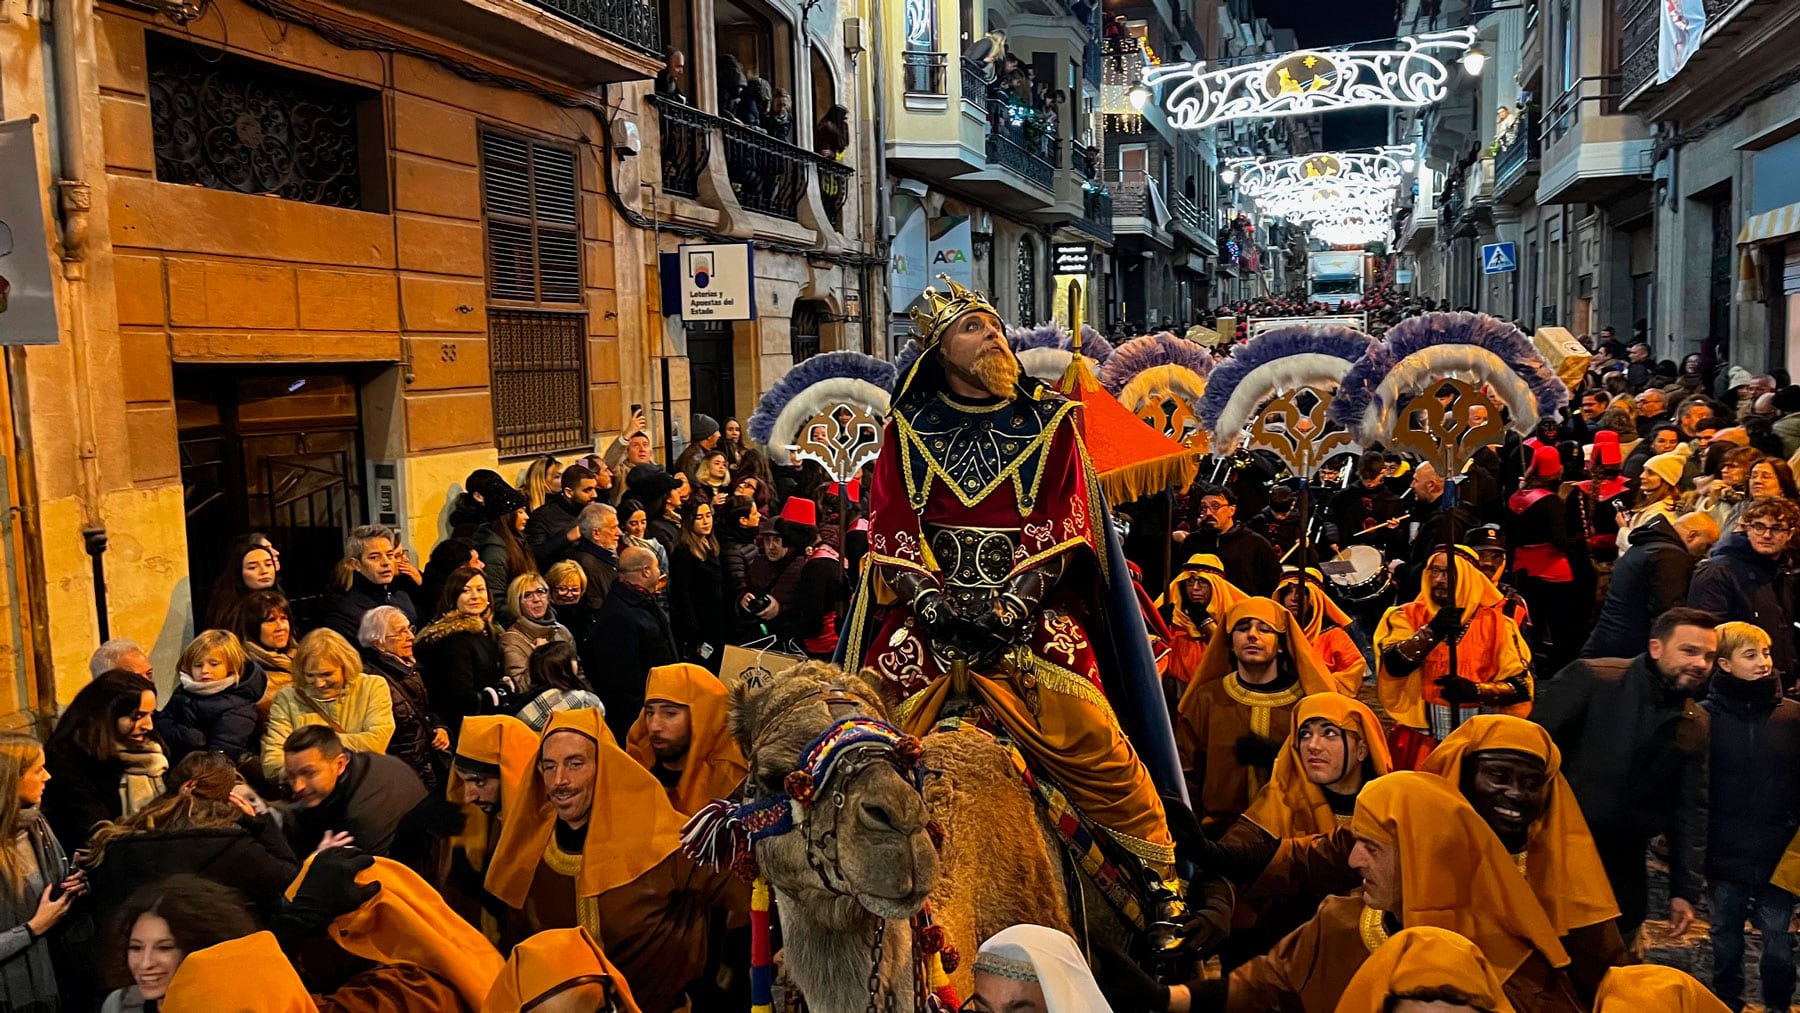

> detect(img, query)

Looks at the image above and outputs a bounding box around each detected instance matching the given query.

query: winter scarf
[116,743,169,819]
[417,611,500,647]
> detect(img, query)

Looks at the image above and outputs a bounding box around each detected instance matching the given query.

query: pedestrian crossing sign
[1481,242,1517,275]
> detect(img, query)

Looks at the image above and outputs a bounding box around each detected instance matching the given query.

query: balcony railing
[651,95,711,199]
[814,154,853,232]
[1493,110,1540,192]
[1084,37,1103,87]
[1112,179,1151,217]
[985,86,1059,190]
[1621,0,1739,96]
[1075,186,1114,243]
[1618,0,1658,97]
[1171,191,1201,235]
[903,51,948,94]
[961,60,989,104]
[721,119,810,220]
[525,0,662,57]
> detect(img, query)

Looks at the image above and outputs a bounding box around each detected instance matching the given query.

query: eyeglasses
[520,589,550,600]
[1746,522,1792,537]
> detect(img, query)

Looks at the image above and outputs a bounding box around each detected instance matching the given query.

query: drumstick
[1354,517,1405,536]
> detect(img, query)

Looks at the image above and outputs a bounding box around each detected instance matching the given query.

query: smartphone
[630,403,643,416]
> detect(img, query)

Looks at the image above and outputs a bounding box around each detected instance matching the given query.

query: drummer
[1373,547,1534,770]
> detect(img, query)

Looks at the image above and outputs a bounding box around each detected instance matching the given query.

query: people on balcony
[655,48,688,104]
[767,88,794,144]
[816,104,849,159]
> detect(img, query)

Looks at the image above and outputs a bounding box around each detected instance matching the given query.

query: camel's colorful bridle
[680,715,925,872]
[680,710,958,1011]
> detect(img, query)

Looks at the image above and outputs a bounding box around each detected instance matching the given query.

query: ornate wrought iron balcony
[1493,110,1540,196]
[985,86,1059,190]
[814,154,854,232]
[721,120,809,220]
[1617,0,1657,98]
[525,0,662,58]
[1170,191,1201,236]
[961,61,989,104]
[650,95,711,199]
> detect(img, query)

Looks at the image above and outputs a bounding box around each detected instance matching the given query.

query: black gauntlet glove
[270,847,380,954]
[1092,940,1173,1012]
[1428,606,1463,639]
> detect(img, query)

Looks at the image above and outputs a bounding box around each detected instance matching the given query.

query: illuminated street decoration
[1144,28,1477,129]
[1231,147,1411,199]
[1253,182,1396,221]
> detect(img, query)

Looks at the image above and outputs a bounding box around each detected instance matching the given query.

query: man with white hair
[90,638,153,685]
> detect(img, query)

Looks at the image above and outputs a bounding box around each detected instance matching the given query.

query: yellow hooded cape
[1420,715,1620,936]
[482,927,645,1013]
[626,663,750,816]
[1350,772,1570,979]
[449,714,540,872]
[486,708,686,911]
[1375,547,1530,731]
[1276,567,1364,695]
[1593,965,1729,1011]
[1333,926,1517,1013]
[283,854,504,1010]
[1185,597,1336,694]
[1243,692,1391,839]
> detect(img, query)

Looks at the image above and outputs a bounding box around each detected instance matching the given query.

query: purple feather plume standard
[1327,311,1571,431]
[1006,322,1068,352]
[1079,325,1116,363]
[748,351,897,447]
[1098,333,1215,396]
[1196,325,1371,430]
[892,338,925,382]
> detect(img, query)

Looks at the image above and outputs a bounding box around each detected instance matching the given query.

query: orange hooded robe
[485,708,746,1013]
[626,663,749,815]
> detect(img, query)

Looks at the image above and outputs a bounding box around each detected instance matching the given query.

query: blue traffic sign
[1481,242,1517,275]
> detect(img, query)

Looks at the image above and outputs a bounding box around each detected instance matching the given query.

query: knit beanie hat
[1643,451,1686,488]
[479,481,528,522]
[1727,365,1753,391]
[692,414,720,442]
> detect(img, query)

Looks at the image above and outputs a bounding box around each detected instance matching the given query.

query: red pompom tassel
[730,850,762,881]
[784,770,817,806]
[940,945,961,974]
[895,736,924,766]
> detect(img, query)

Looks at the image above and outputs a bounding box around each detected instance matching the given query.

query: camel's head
[729,661,938,921]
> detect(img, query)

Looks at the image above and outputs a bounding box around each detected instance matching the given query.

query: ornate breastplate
[896,393,1076,513]
[928,524,1021,615]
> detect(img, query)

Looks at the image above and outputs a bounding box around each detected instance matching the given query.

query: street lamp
[1401,156,1416,174]
[1128,84,1151,110]
[1220,166,1237,186]
[1461,44,1487,76]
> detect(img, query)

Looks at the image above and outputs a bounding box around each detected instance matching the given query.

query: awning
[1737,201,1800,301]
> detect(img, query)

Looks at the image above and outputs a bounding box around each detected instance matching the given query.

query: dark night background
[1254,0,1398,148]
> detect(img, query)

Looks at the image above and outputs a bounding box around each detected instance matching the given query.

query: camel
[727,660,1077,1011]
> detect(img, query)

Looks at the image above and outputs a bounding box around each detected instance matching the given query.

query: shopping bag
[717,639,807,692]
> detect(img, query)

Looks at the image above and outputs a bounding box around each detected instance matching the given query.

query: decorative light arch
[1231,147,1412,199]
[1143,28,1477,130]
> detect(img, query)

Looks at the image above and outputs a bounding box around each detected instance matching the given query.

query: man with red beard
[842,276,1196,958]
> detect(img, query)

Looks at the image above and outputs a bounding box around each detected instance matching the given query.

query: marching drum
[1324,544,1393,604]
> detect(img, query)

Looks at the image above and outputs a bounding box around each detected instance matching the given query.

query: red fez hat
[1590,429,1622,467]
[777,497,818,526]
[1529,444,1563,479]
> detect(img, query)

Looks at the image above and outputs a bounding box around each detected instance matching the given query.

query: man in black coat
[1689,497,1800,687]
[321,525,418,643]
[1534,607,1718,945]
[1188,484,1280,597]
[523,464,599,571]
[1582,511,1717,658]
[592,545,677,744]
[278,725,437,867]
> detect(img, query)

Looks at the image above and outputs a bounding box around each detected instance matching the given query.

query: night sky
[1253,0,1398,149]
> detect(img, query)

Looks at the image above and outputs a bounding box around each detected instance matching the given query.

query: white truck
[1307,251,1365,308]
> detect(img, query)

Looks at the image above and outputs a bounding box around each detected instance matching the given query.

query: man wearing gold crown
[842,277,1197,956]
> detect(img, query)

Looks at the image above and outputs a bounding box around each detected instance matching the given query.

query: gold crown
[908,275,999,347]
